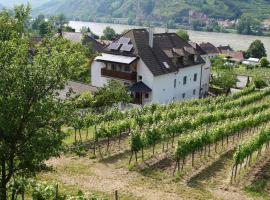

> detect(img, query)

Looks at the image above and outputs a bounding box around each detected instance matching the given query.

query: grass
[63,126,95,144]
[244,179,270,200]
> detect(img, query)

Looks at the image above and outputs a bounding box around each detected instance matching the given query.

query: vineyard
[42,86,270,200]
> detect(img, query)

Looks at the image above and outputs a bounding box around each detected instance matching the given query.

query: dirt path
[46,156,184,200]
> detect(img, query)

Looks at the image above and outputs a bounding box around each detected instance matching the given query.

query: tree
[259,57,270,68]
[0,8,88,199]
[38,20,51,36]
[211,71,237,95]
[237,14,262,35]
[191,19,206,31]
[246,40,267,59]
[176,29,189,41]
[94,80,131,107]
[102,26,116,40]
[253,74,268,89]
[80,26,91,34]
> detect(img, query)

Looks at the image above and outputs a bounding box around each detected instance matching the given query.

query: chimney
[149,27,154,48]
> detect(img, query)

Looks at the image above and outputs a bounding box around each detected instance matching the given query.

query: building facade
[91,29,211,105]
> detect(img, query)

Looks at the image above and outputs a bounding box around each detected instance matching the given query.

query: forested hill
[33,0,270,22]
[1,0,50,9]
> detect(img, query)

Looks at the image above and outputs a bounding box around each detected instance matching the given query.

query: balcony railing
[101,68,137,81]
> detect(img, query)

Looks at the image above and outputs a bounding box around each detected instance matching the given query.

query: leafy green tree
[191,19,206,31]
[211,71,237,95]
[80,26,91,34]
[32,14,45,30]
[94,80,131,107]
[176,29,189,41]
[237,14,262,35]
[38,20,51,36]
[0,8,87,199]
[253,74,268,89]
[102,26,116,40]
[246,40,267,59]
[259,57,270,68]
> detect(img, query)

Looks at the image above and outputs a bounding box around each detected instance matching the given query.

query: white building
[91,29,211,105]
[243,58,260,66]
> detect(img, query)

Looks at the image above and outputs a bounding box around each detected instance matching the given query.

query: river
[69,21,270,59]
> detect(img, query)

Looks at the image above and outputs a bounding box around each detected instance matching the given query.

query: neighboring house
[91,29,211,105]
[217,45,233,54]
[262,18,270,30]
[60,32,105,52]
[223,51,244,64]
[243,58,260,66]
[58,81,97,100]
[199,42,219,59]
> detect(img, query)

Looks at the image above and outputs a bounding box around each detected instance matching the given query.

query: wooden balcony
[101,68,137,81]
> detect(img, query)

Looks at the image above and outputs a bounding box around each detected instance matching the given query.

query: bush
[260,57,270,68]
[253,77,268,89]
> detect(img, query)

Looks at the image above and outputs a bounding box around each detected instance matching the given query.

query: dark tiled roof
[58,81,97,100]
[62,32,104,52]
[103,29,205,76]
[223,51,244,61]
[130,81,152,93]
[217,45,233,53]
[189,41,207,55]
[199,42,219,54]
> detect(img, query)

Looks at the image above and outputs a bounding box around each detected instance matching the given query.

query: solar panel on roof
[107,42,121,50]
[120,44,133,52]
[118,37,131,44]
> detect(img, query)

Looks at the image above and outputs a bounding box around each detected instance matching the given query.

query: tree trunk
[107,137,110,152]
[172,133,175,147]
[0,159,7,200]
[129,151,133,164]
[135,152,138,163]
[74,128,77,142]
[79,129,82,141]
[192,151,195,167]
[141,146,144,160]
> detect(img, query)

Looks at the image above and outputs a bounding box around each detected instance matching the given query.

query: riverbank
[69,21,270,59]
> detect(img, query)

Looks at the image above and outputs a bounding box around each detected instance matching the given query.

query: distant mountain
[1,0,51,9]
[32,0,270,22]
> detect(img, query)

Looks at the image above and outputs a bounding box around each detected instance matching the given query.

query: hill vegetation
[32,0,270,23]
[0,0,50,9]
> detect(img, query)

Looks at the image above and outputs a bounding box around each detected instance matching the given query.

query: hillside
[32,0,270,22]
[1,0,50,9]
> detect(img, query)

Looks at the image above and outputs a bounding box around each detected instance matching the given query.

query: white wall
[152,65,202,104]
[91,60,108,87]
[136,60,154,104]
[200,55,211,96]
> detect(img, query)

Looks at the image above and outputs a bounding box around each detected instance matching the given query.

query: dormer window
[178,57,184,65]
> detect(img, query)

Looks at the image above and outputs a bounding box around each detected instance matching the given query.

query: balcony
[101,68,137,81]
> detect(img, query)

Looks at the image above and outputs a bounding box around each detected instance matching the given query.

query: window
[138,75,142,81]
[145,93,149,99]
[112,64,116,71]
[174,79,176,88]
[182,93,186,98]
[193,89,196,95]
[183,76,187,85]
[194,73,197,82]
[124,66,130,72]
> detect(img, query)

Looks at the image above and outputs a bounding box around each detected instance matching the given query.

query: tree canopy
[246,40,267,59]
[102,26,116,40]
[176,29,189,41]
[0,6,89,199]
